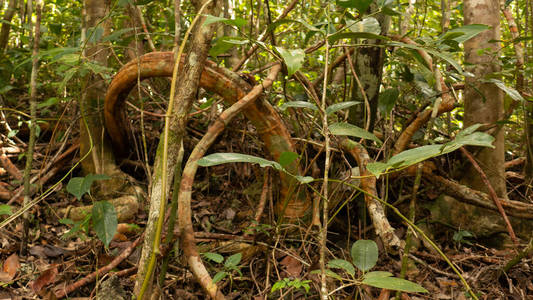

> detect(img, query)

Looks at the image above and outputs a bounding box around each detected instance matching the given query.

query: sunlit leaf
[276,47,305,77]
[326,101,361,115]
[329,122,382,145]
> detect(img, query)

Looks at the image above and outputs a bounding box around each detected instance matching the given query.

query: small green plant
[271,278,311,295]
[203,252,243,285]
[453,230,475,246]
[315,239,428,294]
[63,173,117,248]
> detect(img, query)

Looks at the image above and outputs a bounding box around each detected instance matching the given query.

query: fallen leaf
[2,253,20,278]
[280,254,302,278]
[31,265,58,294]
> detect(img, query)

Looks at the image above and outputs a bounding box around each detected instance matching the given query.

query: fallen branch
[424,172,533,219]
[54,235,142,299]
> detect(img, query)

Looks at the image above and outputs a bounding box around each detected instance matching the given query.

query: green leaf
[225,253,242,268]
[378,88,399,115]
[38,97,60,109]
[210,36,249,57]
[347,18,381,35]
[197,153,282,170]
[87,26,104,43]
[454,132,495,148]
[327,259,355,276]
[278,151,299,168]
[66,174,111,200]
[212,271,227,283]
[336,0,372,13]
[203,252,224,263]
[440,24,490,44]
[351,240,378,272]
[366,162,388,178]
[279,101,318,111]
[362,276,428,293]
[276,47,305,77]
[329,122,382,145]
[328,32,389,44]
[364,271,393,279]
[271,279,287,292]
[203,15,247,27]
[326,101,361,115]
[267,19,324,36]
[486,79,525,102]
[102,28,135,42]
[0,204,13,216]
[388,41,463,74]
[92,201,117,248]
[294,175,314,184]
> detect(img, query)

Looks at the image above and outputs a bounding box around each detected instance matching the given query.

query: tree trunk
[0,0,17,53]
[348,5,390,132]
[463,0,506,197]
[81,0,128,194]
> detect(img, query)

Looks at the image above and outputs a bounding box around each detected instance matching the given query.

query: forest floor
[0,118,532,300]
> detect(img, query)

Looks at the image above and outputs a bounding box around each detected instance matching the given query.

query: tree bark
[348,4,390,132]
[81,0,130,194]
[0,0,17,53]
[463,0,506,197]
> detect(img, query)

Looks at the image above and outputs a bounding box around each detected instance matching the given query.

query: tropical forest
[0,0,532,298]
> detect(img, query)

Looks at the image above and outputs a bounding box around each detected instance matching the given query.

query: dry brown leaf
[2,253,20,278]
[31,265,58,294]
[279,254,302,278]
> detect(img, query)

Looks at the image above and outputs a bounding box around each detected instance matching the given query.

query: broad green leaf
[347,18,381,35]
[210,36,249,57]
[378,88,399,115]
[336,0,372,13]
[328,32,389,43]
[362,276,428,293]
[329,122,382,145]
[203,252,224,263]
[87,26,104,43]
[440,24,490,43]
[279,101,318,111]
[486,79,525,102]
[388,41,463,74]
[310,269,344,281]
[364,271,393,278]
[92,201,117,248]
[351,240,378,272]
[279,151,299,167]
[454,132,495,148]
[38,97,59,109]
[0,85,14,94]
[276,47,305,77]
[267,19,324,35]
[102,28,135,42]
[0,204,12,216]
[225,253,242,268]
[66,177,85,200]
[66,174,111,200]
[212,271,227,283]
[197,153,282,170]
[203,15,247,27]
[366,124,495,177]
[327,259,355,276]
[326,101,361,115]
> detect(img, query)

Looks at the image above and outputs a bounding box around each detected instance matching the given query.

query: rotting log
[104,52,310,218]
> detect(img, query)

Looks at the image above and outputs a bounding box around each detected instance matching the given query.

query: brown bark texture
[463,0,506,197]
